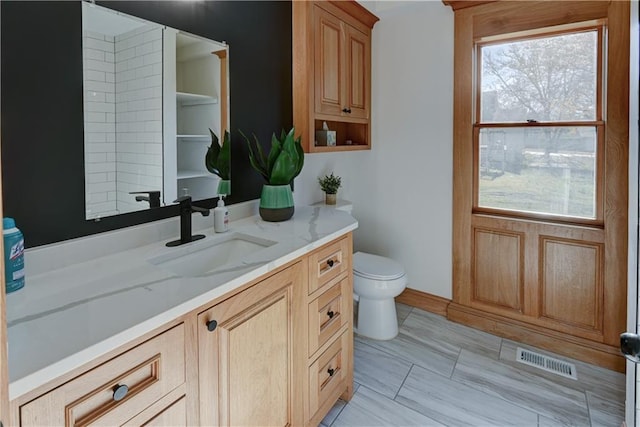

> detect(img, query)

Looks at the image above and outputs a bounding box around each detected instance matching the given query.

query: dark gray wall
[1,1,292,247]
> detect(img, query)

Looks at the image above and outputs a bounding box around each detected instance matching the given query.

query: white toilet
[353,252,408,340]
[324,200,408,340]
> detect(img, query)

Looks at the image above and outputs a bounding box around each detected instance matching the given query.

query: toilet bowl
[353,251,407,340]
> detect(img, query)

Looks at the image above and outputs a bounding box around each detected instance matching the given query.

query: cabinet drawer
[308,275,350,356]
[308,330,350,417]
[21,324,185,427]
[308,237,351,294]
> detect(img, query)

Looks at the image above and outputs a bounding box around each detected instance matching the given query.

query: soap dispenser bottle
[213,196,229,233]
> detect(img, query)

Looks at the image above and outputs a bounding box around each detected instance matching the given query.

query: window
[474,26,604,221]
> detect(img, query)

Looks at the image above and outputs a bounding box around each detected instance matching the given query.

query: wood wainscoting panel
[539,237,603,332]
[472,228,524,313]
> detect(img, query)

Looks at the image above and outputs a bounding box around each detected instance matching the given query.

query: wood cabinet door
[139,396,187,427]
[344,25,369,120]
[314,5,346,117]
[198,263,301,427]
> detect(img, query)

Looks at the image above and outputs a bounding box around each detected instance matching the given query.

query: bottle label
[5,234,25,292]
[9,239,24,261]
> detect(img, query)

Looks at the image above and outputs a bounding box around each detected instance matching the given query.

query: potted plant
[205,129,231,196]
[318,173,342,205]
[242,127,304,221]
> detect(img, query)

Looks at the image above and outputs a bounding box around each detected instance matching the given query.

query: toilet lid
[353,252,405,280]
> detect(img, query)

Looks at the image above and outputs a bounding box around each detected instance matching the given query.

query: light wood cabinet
[294,1,378,153]
[198,263,302,427]
[20,324,186,427]
[11,233,354,426]
[306,237,354,426]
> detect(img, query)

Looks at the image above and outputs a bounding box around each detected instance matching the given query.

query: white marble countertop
[6,205,357,400]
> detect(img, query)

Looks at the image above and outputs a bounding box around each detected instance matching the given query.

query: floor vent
[516,347,578,380]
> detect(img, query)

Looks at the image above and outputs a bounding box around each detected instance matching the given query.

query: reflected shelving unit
[164,30,228,202]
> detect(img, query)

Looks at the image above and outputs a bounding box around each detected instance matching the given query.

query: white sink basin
[148,232,277,277]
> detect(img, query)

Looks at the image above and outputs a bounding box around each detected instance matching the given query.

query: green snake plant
[205,129,231,181]
[241,127,304,185]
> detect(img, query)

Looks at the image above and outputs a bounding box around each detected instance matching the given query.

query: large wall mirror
[1,1,291,247]
[82,2,230,220]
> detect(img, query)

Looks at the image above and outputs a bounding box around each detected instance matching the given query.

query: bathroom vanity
[6,206,356,426]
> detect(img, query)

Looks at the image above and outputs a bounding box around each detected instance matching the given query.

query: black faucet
[130,191,161,208]
[166,195,210,247]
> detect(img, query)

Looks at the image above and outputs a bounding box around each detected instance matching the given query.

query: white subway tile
[87,180,116,193]
[136,41,154,57]
[85,153,107,163]
[135,64,155,79]
[83,132,107,143]
[85,102,114,113]
[143,74,162,88]
[85,111,107,123]
[127,79,144,91]
[85,59,115,73]
[116,122,129,133]
[145,121,163,133]
[84,70,105,82]
[88,192,108,203]
[115,47,136,63]
[85,122,115,134]
[84,142,113,153]
[84,91,105,102]
[143,51,162,66]
[84,37,113,52]
[87,172,108,184]
[83,30,106,41]
[85,162,115,173]
[83,48,105,61]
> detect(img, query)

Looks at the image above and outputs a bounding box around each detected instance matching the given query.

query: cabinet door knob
[207,319,218,332]
[327,367,335,377]
[327,259,335,268]
[113,384,129,401]
[342,108,352,114]
[327,310,335,319]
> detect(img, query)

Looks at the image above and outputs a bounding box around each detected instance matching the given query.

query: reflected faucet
[166,195,210,247]
[130,191,161,208]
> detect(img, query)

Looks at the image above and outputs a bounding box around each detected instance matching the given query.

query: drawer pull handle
[112,384,129,402]
[342,108,352,114]
[327,259,335,268]
[327,368,335,377]
[207,319,218,332]
[327,310,335,319]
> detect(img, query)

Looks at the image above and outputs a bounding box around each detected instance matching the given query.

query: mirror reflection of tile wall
[83,9,163,220]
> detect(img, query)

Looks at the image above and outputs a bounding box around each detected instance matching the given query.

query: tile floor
[321,303,625,427]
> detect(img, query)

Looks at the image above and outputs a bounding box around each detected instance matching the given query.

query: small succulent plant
[318,173,342,194]
[241,127,304,185]
[205,129,231,180]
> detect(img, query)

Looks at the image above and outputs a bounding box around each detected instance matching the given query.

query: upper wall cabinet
[293,1,378,153]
